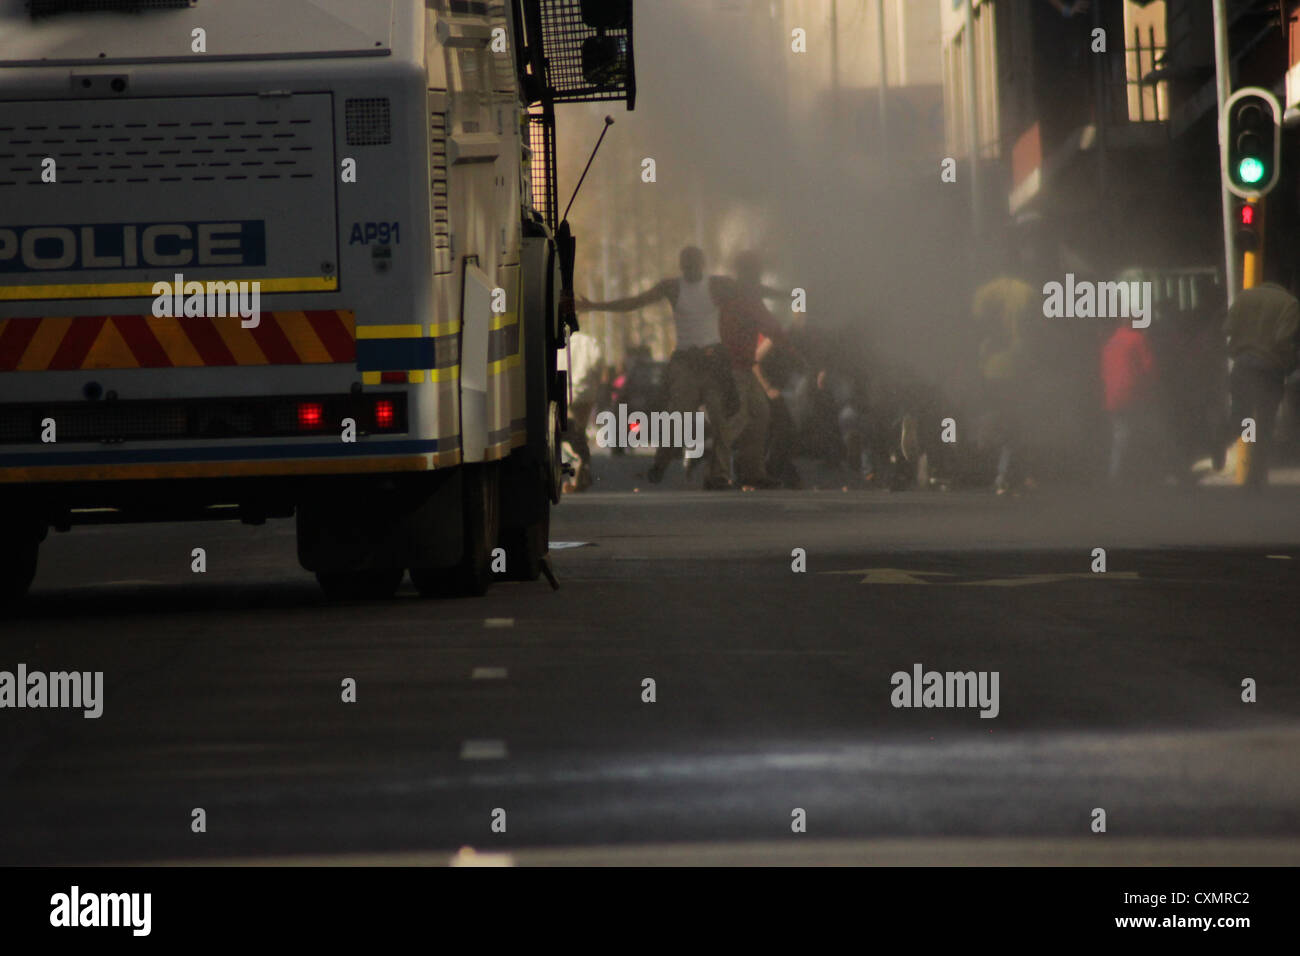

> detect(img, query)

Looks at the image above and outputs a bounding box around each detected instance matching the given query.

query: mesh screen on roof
[535,0,635,106]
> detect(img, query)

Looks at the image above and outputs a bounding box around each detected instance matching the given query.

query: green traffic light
[1238,157,1266,185]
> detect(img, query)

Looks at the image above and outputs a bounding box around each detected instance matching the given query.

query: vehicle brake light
[297,402,324,429]
[374,399,395,429]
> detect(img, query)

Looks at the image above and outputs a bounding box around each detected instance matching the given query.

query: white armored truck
[0,0,635,599]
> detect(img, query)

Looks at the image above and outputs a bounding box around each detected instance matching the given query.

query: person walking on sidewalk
[1100,319,1159,485]
[1223,280,1300,489]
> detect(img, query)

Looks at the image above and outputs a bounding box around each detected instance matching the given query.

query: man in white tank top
[577,246,740,487]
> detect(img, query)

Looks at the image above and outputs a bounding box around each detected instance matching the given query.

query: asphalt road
[2,465,1299,865]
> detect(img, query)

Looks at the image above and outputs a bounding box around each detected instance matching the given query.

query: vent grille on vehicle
[29,0,194,17]
[0,113,317,187]
[345,98,392,146]
[429,102,451,275]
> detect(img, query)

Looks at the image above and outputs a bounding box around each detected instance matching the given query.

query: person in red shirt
[718,252,789,488]
[1100,319,1158,484]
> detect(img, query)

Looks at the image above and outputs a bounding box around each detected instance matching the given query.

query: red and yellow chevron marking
[0,311,355,371]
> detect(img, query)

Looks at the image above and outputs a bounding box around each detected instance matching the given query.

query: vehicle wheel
[547,377,566,503]
[411,463,499,597]
[0,528,40,603]
[500,499,549,581]
[316,567,404,601]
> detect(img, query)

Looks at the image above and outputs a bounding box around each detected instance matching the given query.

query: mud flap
[296,472,462,574]
[460,263,494,463]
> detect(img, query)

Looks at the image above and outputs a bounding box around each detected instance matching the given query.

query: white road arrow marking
[822,568,957,584]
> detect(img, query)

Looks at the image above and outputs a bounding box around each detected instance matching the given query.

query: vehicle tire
[499,391,560,582]
[316,567,404,601]
[0,527,40,603]
[411,462,499,597]
[500,499,549,581]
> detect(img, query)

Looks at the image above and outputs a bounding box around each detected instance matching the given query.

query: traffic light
[1235,200,1261,251]
[1223,88,1281,198]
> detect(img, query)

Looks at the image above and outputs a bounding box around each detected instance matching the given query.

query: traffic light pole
[1242,203,1264,290]
[1222,87,1281,293]
[1212,0,1238,304]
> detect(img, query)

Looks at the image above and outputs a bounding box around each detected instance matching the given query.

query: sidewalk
[568,447,1300,494]
[1195,444,1300,487]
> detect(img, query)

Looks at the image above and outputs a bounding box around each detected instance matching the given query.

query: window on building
[1125,0,1168,122]
[941,4,1001,160]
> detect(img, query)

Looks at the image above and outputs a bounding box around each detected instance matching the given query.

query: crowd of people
[566,246,1300,494]
[569,245,938,492]
[968,270,1300,493]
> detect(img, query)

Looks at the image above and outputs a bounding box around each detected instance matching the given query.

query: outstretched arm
[1047,0,1090,17]
[576,279,673,314]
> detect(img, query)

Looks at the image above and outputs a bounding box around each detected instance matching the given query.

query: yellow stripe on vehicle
[83,320,138,370]
[0,276,339,301]
[276,310,334,364]
[17,315,73,370]
[211,316,268,365]
[487,353,520,376]
[358,324,424,339]
[0,311,356,370]
[147,315,206,367]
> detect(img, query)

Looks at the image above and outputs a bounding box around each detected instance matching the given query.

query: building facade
[941,0,1299,305]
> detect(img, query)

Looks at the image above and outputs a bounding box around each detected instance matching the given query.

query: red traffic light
[1235,202,1261,252]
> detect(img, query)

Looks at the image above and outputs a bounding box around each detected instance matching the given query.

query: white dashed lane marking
[460,739,508,760]
[471,667,507,680]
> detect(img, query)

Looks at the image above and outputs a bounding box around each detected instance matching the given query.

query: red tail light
[373,399,395,429]
[297,402,324,429]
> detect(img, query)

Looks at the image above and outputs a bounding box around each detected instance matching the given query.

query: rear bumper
[0,459,462,531]
[0,438,459,484]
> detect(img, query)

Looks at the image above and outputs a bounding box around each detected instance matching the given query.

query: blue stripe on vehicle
[356,338,440,371]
